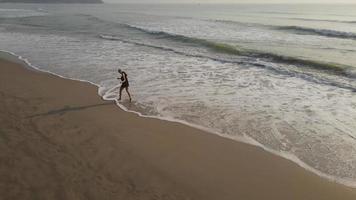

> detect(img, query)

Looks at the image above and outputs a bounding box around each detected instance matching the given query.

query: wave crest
[99,27,355,80]
[111,24,354,76]
[121,24,243,55]
[277,26,356,40]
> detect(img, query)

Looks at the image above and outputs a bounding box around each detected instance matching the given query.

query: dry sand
[1,58,356,200]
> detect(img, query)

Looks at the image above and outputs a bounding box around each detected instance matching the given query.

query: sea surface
[0,3,356,187]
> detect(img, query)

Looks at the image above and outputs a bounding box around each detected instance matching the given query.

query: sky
[104,0,356,3]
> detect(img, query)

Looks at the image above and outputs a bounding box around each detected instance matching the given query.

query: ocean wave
[99,34,247,67]
[286,17,356,24]
[0,8,47,18]
[100,32,356,92]
[108,24,355,77]
[245,51,352,76]
[6,13,353,81]
[121,24,243,55]
[99,34,201,57]
[205,18,356,40]
[9,13,348,79]
[276,26,356,40]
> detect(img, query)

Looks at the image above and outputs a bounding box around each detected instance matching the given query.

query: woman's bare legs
[125,87,132,102]
[118,86,124,100]
[118,86,132,102]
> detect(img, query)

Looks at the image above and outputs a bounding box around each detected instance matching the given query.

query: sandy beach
[0,57,356,200]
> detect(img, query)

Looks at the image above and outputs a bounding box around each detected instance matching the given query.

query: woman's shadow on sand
[27,101,115,118]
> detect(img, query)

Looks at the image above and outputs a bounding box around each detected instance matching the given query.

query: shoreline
[1,55,356,199]
[2,50,356,189]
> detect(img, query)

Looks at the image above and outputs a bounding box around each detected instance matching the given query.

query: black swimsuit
[120,72,129,88]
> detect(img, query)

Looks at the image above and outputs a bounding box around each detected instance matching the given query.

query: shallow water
[0,3,356,187]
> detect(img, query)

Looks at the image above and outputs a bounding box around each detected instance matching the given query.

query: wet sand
[1,58,356,200]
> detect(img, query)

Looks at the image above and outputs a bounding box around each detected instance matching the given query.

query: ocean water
[0,3,356,187]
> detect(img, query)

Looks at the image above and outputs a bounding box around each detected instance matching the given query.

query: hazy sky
[104,0,356,3]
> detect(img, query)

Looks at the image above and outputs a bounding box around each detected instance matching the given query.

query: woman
[117,69,132,102]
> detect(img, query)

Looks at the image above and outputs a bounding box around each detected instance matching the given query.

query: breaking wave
[203,18,356,40]
[103,24,355,79]
[277,26,356,40]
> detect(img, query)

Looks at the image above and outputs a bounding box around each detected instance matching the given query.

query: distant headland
[0,0,103,3]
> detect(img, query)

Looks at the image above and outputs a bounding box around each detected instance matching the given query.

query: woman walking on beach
[118,69,132,102]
